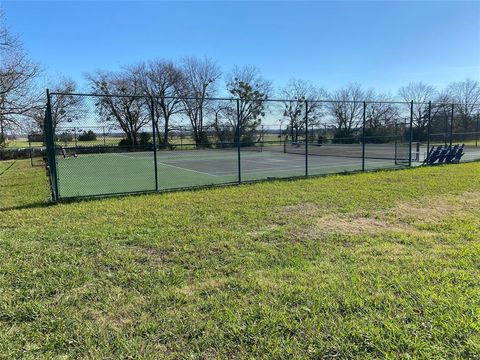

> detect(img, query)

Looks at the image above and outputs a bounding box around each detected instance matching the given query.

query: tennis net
[277,141,410,161]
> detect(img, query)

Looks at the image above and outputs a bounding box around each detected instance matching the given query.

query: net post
[150,96,158,191]
[199,104,203,147]
[408,100,413,167]
[305,100,308,176]
[362,101,366,171]
[236,99,241,184]
[103,126,106,146]
[426,101,431,160]
[45,89,59,201]
[450,103,454,148]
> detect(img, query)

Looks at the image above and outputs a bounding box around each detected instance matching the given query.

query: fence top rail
[48,91,477,107]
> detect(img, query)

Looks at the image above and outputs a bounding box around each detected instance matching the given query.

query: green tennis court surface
[56,148,406,198]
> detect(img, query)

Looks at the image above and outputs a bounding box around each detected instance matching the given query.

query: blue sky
[3,1,480,96]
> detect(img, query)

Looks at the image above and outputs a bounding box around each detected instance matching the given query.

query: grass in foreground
[0,160,479,358]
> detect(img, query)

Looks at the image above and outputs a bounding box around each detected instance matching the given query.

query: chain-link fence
[43,92,480,201]
[0,131,46,167]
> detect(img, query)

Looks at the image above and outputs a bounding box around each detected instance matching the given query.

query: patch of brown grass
[175,277,227,297]
[288,192,480,238]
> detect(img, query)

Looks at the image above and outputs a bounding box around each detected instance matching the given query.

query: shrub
[28,134,45,143]
[118,138,134,146]
[78,130,97,142]
[139,132,152,145]
[58,132,73,143]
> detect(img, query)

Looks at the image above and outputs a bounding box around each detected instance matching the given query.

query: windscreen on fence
[43,92,478,200]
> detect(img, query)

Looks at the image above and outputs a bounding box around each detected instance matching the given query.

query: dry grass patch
[279,202,321,218]
[175,277,227,297]
[286,191,480,238]
[315,216,409,235]
[87,292,147,329]
[393,191,480,226]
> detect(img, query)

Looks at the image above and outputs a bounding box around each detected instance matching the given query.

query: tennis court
[56,144,408,198]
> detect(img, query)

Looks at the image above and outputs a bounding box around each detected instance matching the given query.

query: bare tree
[179,56,221,146]
[130,59,184,144]
[31,78,79,132]
[426,90,453,141]
[85,70,149,145]
[364,93,400,141]
[398,82,437,130]
[280,78,326,142]
[327,83,370,142]
[447,78,480,131]
[0,10,42,146]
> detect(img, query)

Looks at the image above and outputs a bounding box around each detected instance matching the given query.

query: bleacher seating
[424,144,464,165]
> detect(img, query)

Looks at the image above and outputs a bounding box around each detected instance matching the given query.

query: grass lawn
[0,160,479,358]
[3,138,122,149]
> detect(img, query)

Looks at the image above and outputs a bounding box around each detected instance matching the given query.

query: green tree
[226,65,271,144]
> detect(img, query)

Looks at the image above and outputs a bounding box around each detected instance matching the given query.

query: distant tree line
[1,10,479,148]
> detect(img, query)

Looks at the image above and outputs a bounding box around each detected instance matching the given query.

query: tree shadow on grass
[0,161,16,176]
[0,200,55,212]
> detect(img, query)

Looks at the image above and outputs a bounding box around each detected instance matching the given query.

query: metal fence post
[305,100,309,176]
[450,103,454,147]
[426,101,431,159]
[150,97,159,191]
[476,113,479,147]
[44,89,59,201]
[199,104,203,146]
[362,101,366,171]
[408,100,414,167]
[237,99,241,184]
[261,124,264,152]
[394,121,398,165]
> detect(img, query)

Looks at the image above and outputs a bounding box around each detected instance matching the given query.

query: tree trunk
[163,115,169,144]
[0,119,4,146]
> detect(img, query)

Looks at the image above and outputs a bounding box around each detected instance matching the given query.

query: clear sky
[3,1,480,97]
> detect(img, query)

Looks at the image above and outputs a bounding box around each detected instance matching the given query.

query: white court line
[157,162,220,177]
[116,153,144,159]
[115,153,219,177]
[241,157,288,163]
[211,161,390,176]
[212,164,306,176]
[115,152,391,177]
